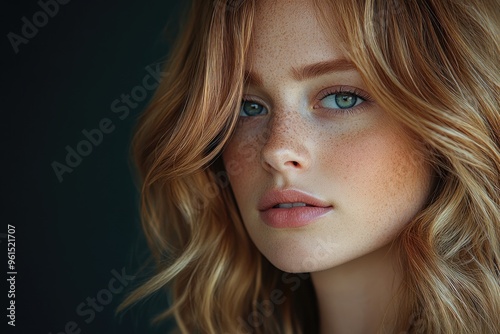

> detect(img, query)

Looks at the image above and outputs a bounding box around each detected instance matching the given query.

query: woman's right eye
[239,100,268,117]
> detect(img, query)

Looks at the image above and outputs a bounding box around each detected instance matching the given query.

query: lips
[258,189,333,228]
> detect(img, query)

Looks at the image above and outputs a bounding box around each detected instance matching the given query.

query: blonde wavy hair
[119,0,500,333]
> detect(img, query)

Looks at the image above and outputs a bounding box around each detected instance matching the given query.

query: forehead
[248,0,344,74]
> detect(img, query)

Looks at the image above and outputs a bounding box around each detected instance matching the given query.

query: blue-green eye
[320,93,365,110]
[240,100,268,117]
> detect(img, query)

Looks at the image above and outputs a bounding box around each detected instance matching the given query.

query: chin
[259,237,396,274]
[266,254,350,274]
[257,241,349,273]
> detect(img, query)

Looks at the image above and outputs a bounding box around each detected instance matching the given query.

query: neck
[311,243,402,334]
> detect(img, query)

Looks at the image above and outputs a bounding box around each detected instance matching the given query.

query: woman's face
[222,0,433,273]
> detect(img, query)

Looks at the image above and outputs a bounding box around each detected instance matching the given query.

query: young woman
[119,0,500,332]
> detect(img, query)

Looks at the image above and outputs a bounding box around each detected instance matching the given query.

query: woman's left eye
[319,92,365,110]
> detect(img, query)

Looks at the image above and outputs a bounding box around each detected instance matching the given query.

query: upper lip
[258,189,332,211]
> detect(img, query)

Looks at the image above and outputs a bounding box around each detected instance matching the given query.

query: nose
[260,112,311,175]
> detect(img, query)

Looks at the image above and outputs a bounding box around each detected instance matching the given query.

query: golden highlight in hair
[118,0,500,333]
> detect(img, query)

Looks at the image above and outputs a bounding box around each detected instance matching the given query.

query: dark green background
[2,0,186,332]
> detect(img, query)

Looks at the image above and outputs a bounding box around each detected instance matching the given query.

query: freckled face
[222,0,433,273]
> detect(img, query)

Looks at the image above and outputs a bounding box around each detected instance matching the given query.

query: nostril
[261,148,310,173]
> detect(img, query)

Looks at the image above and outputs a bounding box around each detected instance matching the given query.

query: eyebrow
[244,58,357,86]
[291,58,356,81]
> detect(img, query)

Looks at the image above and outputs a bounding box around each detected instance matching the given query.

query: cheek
[326,125,432,223]
[222,131,262,202]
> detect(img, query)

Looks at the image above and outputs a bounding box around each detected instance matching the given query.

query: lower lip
[260,206,333,228]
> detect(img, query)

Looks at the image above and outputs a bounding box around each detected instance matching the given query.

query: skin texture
[222,0,433,332]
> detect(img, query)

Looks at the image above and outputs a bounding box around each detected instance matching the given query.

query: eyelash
[314,86,372,114]
[239,96,269,117]
[239,86,372,117]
